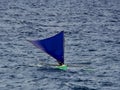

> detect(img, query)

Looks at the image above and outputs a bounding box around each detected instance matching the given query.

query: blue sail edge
[28,31,64,65]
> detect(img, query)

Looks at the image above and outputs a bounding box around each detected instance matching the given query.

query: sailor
[58,61,64,66]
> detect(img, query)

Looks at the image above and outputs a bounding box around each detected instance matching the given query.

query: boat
[28,31,67,70]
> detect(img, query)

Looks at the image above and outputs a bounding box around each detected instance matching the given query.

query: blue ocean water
[0,0,120,90]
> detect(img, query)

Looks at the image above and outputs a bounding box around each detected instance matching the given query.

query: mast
[63,31,64,64]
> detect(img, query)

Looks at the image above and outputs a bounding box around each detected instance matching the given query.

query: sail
[28,31,64,64]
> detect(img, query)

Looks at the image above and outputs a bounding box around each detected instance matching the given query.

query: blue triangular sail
[28,31,64,64]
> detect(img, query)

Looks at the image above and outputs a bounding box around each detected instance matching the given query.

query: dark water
[0,0,120,90]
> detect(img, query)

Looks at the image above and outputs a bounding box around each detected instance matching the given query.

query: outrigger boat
[28,31,67,70]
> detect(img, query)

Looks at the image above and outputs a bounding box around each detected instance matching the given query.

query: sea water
[0,0,120,90]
